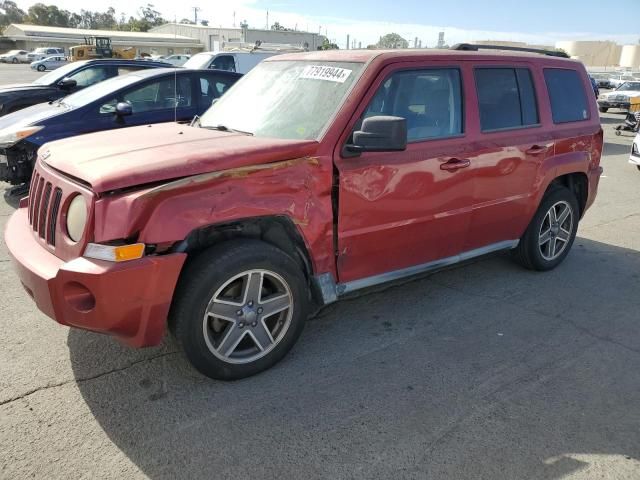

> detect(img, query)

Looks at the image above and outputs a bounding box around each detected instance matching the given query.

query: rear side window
[544,69,589,123]
[475,68,539,131]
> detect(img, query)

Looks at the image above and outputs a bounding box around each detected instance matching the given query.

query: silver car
[30,55,68,72]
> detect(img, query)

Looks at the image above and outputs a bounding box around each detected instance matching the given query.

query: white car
[0,50,29,63]
[161,54,190,66]
[608,74,636,89]
[30,55,68,72]
[183,51,278,74]
[26,47,65,63]
[598,81,640,112]
[631,134,640,172]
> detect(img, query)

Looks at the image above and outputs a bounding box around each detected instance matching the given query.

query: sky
[13,0,640,48]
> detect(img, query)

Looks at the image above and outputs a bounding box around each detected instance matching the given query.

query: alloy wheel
[538,200,573,261]
[202,269,293,364]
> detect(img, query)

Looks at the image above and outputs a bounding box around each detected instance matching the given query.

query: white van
[183,51,278,74]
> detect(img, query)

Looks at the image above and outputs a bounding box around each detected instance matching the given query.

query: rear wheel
[637,166,640,172]
[171,240,309,380]
[512,185,579,271]
[11,57,17,64]
[599,106,608,113]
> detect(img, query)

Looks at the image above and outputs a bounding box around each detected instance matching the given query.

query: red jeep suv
[5,46,603,379]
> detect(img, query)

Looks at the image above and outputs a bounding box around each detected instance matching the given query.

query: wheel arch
[549,171,589,218]
[173,215,315,282]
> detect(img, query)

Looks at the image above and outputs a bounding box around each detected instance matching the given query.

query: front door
[335,63,475,284]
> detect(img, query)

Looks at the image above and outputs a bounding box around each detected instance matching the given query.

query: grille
[28,172,63,247]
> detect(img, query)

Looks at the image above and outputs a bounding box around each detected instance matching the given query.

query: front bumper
[598,100,630,110]
[5,208,186,347]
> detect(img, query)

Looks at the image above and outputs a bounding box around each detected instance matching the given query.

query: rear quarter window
[544,68,589,123]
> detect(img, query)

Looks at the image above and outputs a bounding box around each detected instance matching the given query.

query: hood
[42,122,319,193]
[0,83,51,94]
[604,90,640,98]
[0,101,69,131]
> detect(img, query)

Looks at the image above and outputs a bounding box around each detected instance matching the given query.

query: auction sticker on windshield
[300,65,352,83]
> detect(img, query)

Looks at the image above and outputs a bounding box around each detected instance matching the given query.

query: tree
[0,1,26,29]
[180,18,194,24]
[376,33,409,49]
[319,37,339,50]
[270,21,293,32]
[26,3,70,27]
[200,19,208,26]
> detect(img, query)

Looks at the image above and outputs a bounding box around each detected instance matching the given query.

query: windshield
[617,82,640,92]
[33,62,83,85]
[61,74,144,107]
[199,60,364,140]
[183,53,214,69]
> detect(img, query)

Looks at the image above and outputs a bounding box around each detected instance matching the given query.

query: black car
[0,59,170,116]
[0,68,242,185]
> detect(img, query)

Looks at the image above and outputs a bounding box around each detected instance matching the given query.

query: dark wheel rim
[202,269,293,364]
[538,200,573,261]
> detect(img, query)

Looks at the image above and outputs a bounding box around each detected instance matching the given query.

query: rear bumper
[5,207,186,347]
[585,165,603,212]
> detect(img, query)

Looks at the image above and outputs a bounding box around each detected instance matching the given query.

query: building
[1,23,204,56]
[150,23,326,51]
[555,40,622,67]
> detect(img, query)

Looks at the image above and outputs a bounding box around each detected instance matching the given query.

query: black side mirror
[115,102,133,117]
[57,77,77,90]
[348,116,407,153]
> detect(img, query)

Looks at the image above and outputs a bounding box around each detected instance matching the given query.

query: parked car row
[0,47,65,64]
[590,72,640,89]
[2,46,604,381]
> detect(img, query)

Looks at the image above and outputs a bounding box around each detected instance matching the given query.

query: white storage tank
[620,45,640,69]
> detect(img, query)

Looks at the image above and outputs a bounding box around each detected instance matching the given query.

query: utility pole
[266,10,269,29]
[192,6,200,24]
[346,34,350,50]
[233,11,236,27]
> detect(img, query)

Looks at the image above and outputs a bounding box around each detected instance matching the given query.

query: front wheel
[512,185,579,271]
[11,57,18,64]
[37,64,45,72]
[170,240,309,380]
[599,107,608,113]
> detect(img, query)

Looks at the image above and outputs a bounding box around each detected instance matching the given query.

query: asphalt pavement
[0,64,639,479]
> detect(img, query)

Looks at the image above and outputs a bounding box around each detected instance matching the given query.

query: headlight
[598,94,606,100]
[66,195,87,242]
[0,125,43,147]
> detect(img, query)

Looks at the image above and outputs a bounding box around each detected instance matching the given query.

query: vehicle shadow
[603,141,632,156]
[67,237,640,479]
[2,183,25,209]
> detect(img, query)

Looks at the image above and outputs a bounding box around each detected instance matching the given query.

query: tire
[637,166,640,172]
[512,185,579,271]
[11,57,18,64]
[599,107,608,113]
[170,239,309,380]
[37,65,45,72]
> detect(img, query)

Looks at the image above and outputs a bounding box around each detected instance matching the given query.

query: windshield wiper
[201,124,253,136]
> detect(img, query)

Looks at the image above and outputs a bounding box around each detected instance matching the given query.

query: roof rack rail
[450,43,569,58]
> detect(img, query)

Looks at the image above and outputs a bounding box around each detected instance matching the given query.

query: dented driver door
[334,61,476,284]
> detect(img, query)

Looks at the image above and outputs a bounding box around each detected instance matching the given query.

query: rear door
[463,62,552,250]
[196,72,239,113]
[335,61,475,283]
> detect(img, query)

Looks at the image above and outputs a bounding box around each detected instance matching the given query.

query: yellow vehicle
[70,36,136,62]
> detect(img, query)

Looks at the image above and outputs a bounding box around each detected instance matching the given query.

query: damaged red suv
[5,45,603,379]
